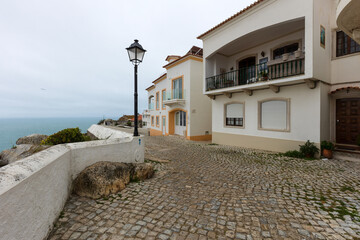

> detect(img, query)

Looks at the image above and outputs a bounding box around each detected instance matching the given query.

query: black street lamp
[126,39,146,137]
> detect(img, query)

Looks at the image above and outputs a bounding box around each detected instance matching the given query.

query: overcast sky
[0,0,256,119]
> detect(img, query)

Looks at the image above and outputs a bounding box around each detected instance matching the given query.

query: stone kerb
[0,124,144,240]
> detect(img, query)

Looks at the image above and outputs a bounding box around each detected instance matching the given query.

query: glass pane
[175,112,179,125]
[183,111,186,126]
[261,100,287,130]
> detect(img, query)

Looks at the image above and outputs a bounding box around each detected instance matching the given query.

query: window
[156,92,160,110]
[273,43,299,60]
[336,31,360,57]
[162,89,166,109]
[225,103,244,127]
[172,77,183,99]
[259,99,289,131]
[151,116,154,126]
[156,116,159,127]
[175,111,186,126]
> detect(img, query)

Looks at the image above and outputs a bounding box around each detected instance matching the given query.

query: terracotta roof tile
[197,0,267,39]
[330,86,360,94]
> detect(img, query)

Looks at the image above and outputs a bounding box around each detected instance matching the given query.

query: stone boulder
[16,134,48,145]
[73,162,154,199]
[0,144,50,167]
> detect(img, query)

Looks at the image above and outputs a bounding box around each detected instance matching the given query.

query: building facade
[198,0,360,152]
[146,47,212,140]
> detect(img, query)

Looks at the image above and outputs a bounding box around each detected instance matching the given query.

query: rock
[16,134,48,145]
[0,144,50,167]
[73,162,154,199]
[133,163,154,181]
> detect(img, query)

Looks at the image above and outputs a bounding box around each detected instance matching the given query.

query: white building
[198,0,360,152]
[146,46,212,141]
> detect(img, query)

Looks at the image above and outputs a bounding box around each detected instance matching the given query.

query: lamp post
[126,39,146,137]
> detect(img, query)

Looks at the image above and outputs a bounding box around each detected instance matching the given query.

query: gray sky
[0,0,256,119]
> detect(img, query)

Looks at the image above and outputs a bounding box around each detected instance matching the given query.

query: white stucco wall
[0,125,144,240]
[189,60,212,137]
[211,83,321,143]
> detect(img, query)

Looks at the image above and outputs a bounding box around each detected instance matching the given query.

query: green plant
[97,119,105,125]
[11,145,17,149]
[127,120,132,126]
[283,150,304,159]
[321,141,335,151]
[299,140,319,158]
[41,128,90,145]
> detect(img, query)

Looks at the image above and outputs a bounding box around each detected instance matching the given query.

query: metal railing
[205,58,304,91]
[164,89,186,101]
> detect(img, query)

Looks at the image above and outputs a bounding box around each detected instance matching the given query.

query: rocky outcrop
[0,134,50,167]
[0,144,50,166]
[73,162,154,199]
[16,134,48,145]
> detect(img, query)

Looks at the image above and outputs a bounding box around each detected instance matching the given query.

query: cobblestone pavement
[49,133,360,240]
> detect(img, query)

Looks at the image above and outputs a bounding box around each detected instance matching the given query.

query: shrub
[127,120,132,126]
[299,140,319,158]
[321,141,335,151]
[283,150,304,159]
[41,128,90,145]
[97,119,105,125]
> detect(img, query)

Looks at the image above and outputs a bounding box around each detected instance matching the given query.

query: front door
[174,111,186,136]
[336,98,360,145]
[238,57,256,84]
[162,116,166,135]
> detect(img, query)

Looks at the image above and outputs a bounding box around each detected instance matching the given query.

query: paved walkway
[49,133,360,240]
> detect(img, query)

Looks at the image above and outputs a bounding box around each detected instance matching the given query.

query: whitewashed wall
[0,125,144,240]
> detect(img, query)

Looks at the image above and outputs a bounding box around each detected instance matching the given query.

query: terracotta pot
[323,149,333,159]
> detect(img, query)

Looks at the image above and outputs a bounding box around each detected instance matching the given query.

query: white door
[162,117,166,135]
[174,111,186,136]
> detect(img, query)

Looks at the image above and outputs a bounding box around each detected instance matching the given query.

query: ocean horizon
[0,117,109,152]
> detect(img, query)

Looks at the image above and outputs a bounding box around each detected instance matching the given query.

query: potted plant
[299,140,319,158]
[295,48,302,58]
[282,53,290,61]
[259,71,269,81]
[321,141,335,159]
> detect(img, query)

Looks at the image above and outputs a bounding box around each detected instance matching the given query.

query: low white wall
[0,125,144,240]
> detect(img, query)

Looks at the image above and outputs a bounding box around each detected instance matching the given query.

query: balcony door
[238,57,256,85]
[172,77,183,99]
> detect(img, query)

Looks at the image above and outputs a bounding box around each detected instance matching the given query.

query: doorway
[174,111,186,136]
[336,98,360,145]
[238,57,256,85]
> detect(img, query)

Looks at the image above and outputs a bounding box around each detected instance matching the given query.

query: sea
[0,117,104,152]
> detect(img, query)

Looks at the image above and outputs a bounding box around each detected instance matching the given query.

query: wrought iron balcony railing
[164,89,186,101]
[206,58,304,91]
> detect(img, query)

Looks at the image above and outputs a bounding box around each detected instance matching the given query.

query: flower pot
[322,149,333,159]
[282,53,290,61]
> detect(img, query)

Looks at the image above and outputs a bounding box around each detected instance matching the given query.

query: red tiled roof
[152,73,167,84]
[162,46,203,69]
[330,86,360,94]
[197,0,267,39]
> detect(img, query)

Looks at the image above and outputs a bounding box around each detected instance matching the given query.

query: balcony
[163,90,186,107]
[206,57,304,92]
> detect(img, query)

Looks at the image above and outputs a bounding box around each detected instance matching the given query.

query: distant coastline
[0,117,107,152]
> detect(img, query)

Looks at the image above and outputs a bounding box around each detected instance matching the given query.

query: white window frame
[224,102,245,129]
[258,98,290,132]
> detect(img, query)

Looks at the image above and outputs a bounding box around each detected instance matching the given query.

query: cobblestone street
[49,133,360,240]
